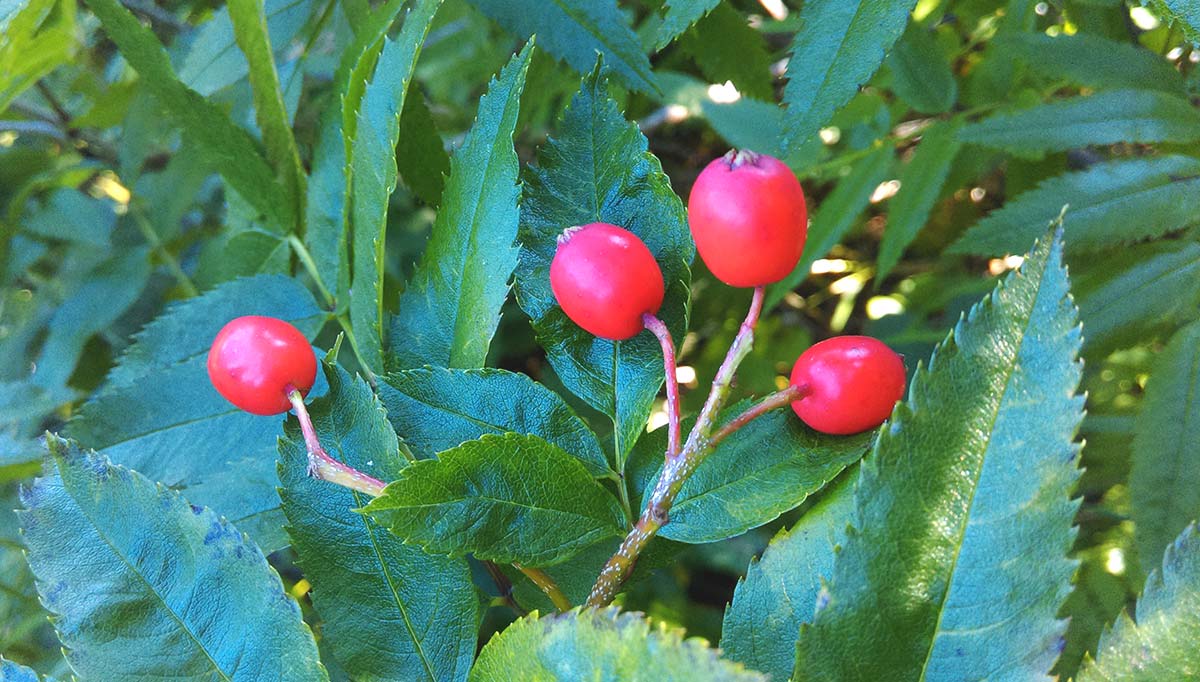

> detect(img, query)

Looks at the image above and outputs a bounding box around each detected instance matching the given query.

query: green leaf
[998,32,1184,93]
[396,93,450,207]
[83,0,293,229]
[876,119,962,281]
[469,608,766,682]
[629,407,872,544]
[1055,546,1137,679]
[781,0,916,152]
[305,0,408,306]
[228,0,307,230]
[390,43,533,369]
[1150,0,1200,42]
[19,436,327,681]
[656,0,720,50]
[1130,320,1200,576]
[0,658,44,682]
[952,155,1200,256]
[513,67,693,466]
[795,229,1084,681]
[365,432,625,566]
[887,22,957,114]
[767,144,892,308]
[0,0,76,115]
[176,0,314,96]
[377,367,610,476]
[279,363,479,682]
[349,0,442,372]
[1074,241,1200,355]
[68,275,325,553]
[960,90,1200,159]
[465,0,658,94]
[1077,524,1200,681]
[679,4,774,101]
[720,474,855,682]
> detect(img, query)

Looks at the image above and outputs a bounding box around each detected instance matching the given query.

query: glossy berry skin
[207,316,317,416]
[550,223,665,341]
[790,336,906,435]
[688,150,808,287]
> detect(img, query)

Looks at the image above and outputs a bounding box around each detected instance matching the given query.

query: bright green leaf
[876,119,962,281]
[781,0,916,152]
[349,0,442,372]
[1077,524,1200,681]
[466,0,658,94]
[83,0,293,229]
[390,42,533,369]
[1130,321,1200,576]
[1150,0,1200,42]
[469,608,766,682]
[679,4,774,101]
[396,93,450,206]
[365,432,625,566]
[513,67,693,467]
[795,229,1084,681]
[720,474,855,682]
[960,90,1200,159]
[0,0,75,115]
[19,436,327,681]
[377,367,610,476]
[999,32,1184,93]
[952,155,1200,256]
[279,363,479,682]
[1074,241,1200,355]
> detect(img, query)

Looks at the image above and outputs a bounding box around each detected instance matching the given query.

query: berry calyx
[550,222,666,340]
[687,149,808,287]
[789,336,906,435]
[207,316,317,415]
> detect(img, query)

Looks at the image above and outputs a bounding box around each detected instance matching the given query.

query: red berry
[550,223,665,341]
[207,316,317,416]
[790,336,906,435]
[687,149,808,287]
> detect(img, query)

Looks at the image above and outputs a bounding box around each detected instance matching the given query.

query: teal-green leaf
[998,32,1184,93]
[396,93,450,207]
[349,0,442,372]
[19,436,327,681]
[279,363,479,682]
[679,4,774,102]
[1074,241,1200,355]
[767,144,893,308]
[876,119,962,281]
[0,658,44,682]
[469,608,766,682]
[305,0,408,306]
[656,0,720,49]
[175,0,313,96]
[513,67,693,466]
[629,407,872,544]
[720,474,855,682]
[82,0,292,229]
[1130,320,1200,576]
[960,90,1200,159]
[390,43,533,370]
[1077,524,1200,681]
[795,229,1084,681]
[886,22,957,114]
[228,0,307,232]
[465,0,658,94]
[68,275,325,552]
[364,432,625,566]
[781,0,916,152]
[952,155,1200,256]
[377,367,610,477]
[1149,0,1200,42]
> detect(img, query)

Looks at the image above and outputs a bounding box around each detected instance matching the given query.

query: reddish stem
[708,383,809,449]
[286,387,387,497]
[643,313,682,458]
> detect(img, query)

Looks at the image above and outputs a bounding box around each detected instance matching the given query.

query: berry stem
[514,563,572,612]
[643,313,682,457]
[708,383,809,450]
[286,387,388,497]
[587,286,766,607]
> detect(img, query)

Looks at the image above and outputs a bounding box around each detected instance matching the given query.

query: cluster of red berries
[206,149,905,436]
[549,149,905,435]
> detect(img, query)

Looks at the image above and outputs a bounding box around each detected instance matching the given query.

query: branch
[643,313,681,457]
[514,563,572,612]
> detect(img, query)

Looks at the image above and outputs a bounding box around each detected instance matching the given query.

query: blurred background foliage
[2,0,1199,678]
